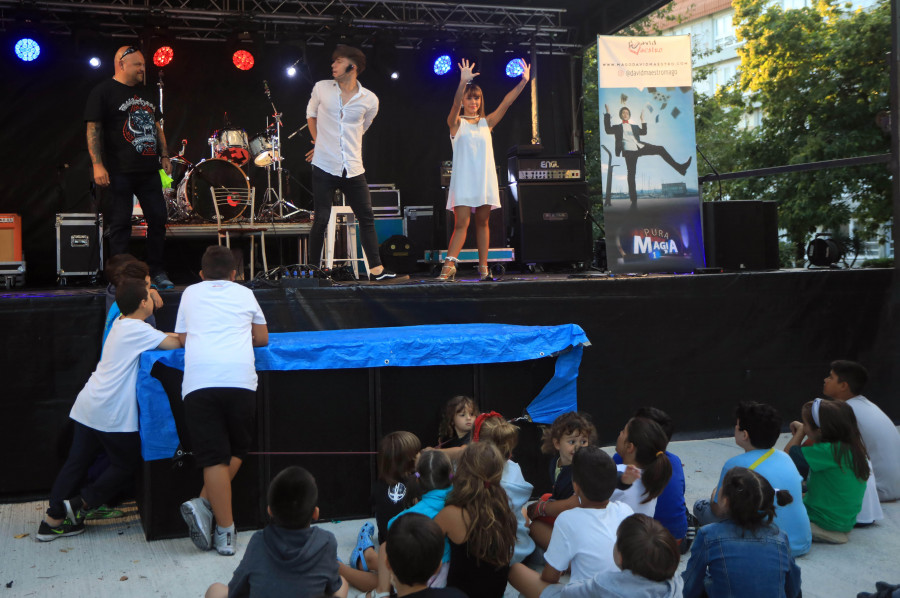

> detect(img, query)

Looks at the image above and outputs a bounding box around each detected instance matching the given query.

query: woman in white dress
[439,58,531,281]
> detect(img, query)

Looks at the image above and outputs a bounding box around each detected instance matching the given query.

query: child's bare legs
[205,582,228,598]
[529,519,554,551]
[203,457,242,527]
[338,542,381,593]
[508,563,553,598]
[375,545,391,594]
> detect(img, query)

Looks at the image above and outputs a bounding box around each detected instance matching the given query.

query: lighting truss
[0,0,582,55]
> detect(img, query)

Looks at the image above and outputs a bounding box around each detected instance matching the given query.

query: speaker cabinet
[509,182,592,264]
[703,201,779,270]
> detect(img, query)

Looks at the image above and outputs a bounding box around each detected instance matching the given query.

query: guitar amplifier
[508,154,584,183]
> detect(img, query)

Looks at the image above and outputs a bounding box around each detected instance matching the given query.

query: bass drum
[177,158,250,222]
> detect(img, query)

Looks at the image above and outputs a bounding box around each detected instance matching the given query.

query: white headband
[811,398,822,427]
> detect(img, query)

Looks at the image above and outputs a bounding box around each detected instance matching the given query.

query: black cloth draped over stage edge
[1,269,893,507]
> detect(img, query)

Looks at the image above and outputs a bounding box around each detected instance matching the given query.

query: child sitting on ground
[682,467,801,598]
[437,395,479,450]
[341,431,422,592]
[537,446,633,584]
[527,411,596,550]
[37,278,180,541]
[205,466,348,598]
[509,513,683,598]
[611,416,672,516]
[383,513,466,598]
[784,398,870,544]
[372,450,455,595]
[435,442,517,598]
[475,412,535,564]
[693,400,811,556]
[614,407,688,546]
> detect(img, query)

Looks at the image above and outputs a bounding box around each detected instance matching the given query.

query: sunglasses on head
[119,46,139,62]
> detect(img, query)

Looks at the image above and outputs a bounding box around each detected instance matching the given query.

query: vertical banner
[597,35,705,273]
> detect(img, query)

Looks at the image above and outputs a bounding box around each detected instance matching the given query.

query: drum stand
[257,108,301,220]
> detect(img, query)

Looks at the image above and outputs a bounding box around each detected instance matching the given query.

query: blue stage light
[89,56,101,68]
[505,58,524,78]
[14,38,41,62]
[433,54,452,76]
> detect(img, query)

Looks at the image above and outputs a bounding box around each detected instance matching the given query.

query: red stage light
[233,49,254,70]
[153,46,174,67]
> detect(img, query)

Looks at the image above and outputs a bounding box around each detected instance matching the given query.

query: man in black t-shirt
[85,46,174,289]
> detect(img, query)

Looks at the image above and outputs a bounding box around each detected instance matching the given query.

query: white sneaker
[213,524,236,556]
[180,497,213,551]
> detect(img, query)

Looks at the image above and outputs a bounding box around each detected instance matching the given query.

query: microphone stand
[696,144,723,202]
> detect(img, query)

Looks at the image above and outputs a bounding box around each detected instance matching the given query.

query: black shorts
[184,387,257,468]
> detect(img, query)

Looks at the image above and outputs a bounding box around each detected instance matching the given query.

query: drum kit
[163,87,304,225]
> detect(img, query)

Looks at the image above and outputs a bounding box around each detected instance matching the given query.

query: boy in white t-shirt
[176,246,269,556]
[825,360,900,502]
[514,446,633,593]
[37,278,181,541]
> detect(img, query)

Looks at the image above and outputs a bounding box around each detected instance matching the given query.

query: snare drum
[177,158,250,222]
[213,128,250,165]
[249,133,279,167]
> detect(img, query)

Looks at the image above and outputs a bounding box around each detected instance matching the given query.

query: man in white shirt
[824,360,900,502]
[305,45,403,282]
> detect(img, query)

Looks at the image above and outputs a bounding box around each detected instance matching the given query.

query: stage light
[233,49,254,71]
[433,54,452,76]
[287,65,297,77]
[89,56,101,68]
[390,71,399,80]
[153,46,173,67]
[505,58,525,78]
[14,38,41,62]
[806,233,844,267]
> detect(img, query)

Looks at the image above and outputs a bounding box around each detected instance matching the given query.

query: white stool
[323,206,369,278]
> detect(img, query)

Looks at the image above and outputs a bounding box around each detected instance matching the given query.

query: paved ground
[2,432,898,598]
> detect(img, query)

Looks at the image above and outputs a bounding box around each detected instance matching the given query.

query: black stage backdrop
[1,269,894,502]
[0,39,579,285]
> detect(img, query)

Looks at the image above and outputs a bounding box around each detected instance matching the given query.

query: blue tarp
[137,323,590,460]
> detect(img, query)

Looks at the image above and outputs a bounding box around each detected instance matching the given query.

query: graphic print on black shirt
[84,78,161,174]
[120,96,158,156]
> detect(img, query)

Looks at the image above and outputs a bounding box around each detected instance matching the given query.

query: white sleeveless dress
[447,117,501,212]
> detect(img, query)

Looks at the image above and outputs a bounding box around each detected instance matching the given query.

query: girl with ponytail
[612,417,673,515]
[682,467,801,598]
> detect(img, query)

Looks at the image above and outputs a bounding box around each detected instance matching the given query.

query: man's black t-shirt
[84,78,162,174]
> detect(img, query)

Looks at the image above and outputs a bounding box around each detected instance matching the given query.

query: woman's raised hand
[459,58,480,83]
[519,60,531,83]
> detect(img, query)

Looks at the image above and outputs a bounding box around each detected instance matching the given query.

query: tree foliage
[583,0,892,258]
[702,0,892,257]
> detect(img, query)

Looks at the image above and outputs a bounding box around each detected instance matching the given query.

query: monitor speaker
[509,182,592,264]
[702,200,779,270]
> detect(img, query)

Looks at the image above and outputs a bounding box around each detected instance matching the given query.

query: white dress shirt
[306,79,379,178]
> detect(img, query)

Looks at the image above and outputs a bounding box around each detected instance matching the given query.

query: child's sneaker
[36,518,85,542]
[180,497,214,551]
[83,504,126,520]
[63,497,87,526]
[213,524,236,556]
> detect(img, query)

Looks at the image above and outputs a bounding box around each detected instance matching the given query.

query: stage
[1,267,893,513]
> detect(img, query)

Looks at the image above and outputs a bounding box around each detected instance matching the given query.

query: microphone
[263,80,272,99]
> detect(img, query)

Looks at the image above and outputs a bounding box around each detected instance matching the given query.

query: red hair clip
[473,411,504,441]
